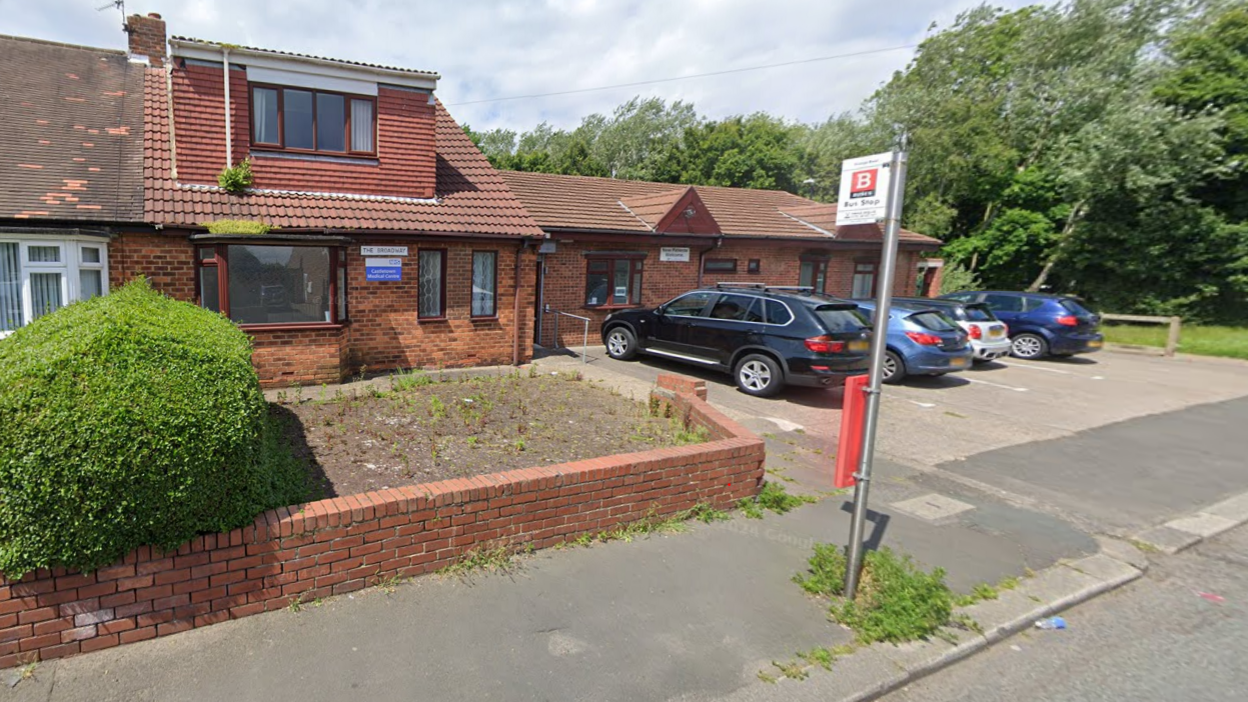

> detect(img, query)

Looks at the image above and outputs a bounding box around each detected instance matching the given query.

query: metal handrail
[544,305,591,363]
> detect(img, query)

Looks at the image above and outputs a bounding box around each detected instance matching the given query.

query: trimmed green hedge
[0,279,310,577]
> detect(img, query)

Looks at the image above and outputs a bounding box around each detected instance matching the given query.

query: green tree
[1157,3,1248,220]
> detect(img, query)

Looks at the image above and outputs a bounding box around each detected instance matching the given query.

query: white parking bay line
[964,377,1029,392]
[907,400,937,408]
[998,361,1105,380]
[764,417,805,432]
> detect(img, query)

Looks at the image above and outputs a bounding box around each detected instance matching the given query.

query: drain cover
[890,493,975,522]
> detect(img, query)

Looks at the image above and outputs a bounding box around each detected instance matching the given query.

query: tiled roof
[169,37,439,78]
[0,35,145,222]
[500,171,940,245]
[144,71,543,237]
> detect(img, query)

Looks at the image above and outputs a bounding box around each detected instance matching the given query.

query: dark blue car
[940,291,1103,359]
[852,299,972,384]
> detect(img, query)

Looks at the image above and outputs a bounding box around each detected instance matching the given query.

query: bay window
[196,244,347,326]
[251,84,376,155]
[0,236,108,338]
[585,254,643,308]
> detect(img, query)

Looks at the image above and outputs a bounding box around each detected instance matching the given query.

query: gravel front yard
[273,369,703,498]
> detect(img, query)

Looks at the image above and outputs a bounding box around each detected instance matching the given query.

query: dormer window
[251,84,376,155]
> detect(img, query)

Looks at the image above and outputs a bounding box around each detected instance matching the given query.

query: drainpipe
[512,240,529,366]
[222,47,232,168]
[696,236,723,288]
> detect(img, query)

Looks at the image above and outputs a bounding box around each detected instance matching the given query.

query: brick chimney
[125,13,167,67]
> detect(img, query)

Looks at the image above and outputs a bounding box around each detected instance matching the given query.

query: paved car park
[538,346,1248,470]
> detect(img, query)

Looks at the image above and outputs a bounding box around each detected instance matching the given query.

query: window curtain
[471,252,496,316]
[0,243,21,331]
[253,88,275,144]
[30,272,63,321]
[418,250,443,317]
[351,100,374,152]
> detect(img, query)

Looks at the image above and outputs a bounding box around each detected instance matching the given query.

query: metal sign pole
[844,150,908,598]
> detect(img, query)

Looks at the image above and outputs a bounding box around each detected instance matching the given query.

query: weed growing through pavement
[793,544,955,644]
[739,481,818,519]
[286,597,303,613]
[373,571,407,594]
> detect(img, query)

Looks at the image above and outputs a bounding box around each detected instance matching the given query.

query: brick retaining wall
[0,374,763,668]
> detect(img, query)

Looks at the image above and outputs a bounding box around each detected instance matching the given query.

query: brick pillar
[125,13,167,67]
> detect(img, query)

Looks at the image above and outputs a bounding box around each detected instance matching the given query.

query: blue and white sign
[366,257,403,281]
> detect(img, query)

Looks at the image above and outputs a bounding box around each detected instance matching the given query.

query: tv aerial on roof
[97,0,125,30]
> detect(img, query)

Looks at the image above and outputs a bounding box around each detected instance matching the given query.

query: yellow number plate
[990,328,1004,338]
[849,340,870,352]
[1089,339,1103,348]
[950,357,970,368]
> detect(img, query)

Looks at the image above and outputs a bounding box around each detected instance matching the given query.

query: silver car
[894,298,1011,363]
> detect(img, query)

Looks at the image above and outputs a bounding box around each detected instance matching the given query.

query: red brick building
[4,16,546,386]
[499,172,942,347]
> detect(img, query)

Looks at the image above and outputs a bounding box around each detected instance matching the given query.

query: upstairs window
[251,85,376,155]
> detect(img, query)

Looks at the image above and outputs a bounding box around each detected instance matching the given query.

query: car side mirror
[655,305,666,316]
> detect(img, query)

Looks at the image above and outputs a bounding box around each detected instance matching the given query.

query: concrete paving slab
[1203,491,1248,522]
[1166,512,1238,537]
[1135,525,1202,554]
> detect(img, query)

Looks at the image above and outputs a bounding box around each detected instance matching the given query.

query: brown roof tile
[144,72,542,238]
[0,35,145,222]
[500,171,939,246]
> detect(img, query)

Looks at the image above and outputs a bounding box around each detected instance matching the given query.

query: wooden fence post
[1166,316,1182,357]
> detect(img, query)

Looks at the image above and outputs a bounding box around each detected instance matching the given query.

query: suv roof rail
[763,285,815,292]
[714,282,767,289]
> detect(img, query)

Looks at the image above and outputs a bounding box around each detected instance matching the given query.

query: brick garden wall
[540,237,930,348]
[0,375,763,669]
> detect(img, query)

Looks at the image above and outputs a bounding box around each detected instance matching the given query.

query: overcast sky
[3,0,1029,133]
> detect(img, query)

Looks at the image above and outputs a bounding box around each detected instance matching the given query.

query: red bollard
[834,374,869,488]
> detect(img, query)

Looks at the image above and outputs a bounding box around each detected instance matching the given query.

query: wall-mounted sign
[660,247,690,262]
[361,246,408,257]
[365,257,403,281]
[836,152,893,226]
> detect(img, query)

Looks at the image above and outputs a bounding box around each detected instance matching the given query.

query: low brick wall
[0,375,763,668]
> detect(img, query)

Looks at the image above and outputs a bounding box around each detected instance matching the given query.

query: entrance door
[799,259,827,293]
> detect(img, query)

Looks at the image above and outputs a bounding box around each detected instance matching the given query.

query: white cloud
[3,0,1031,132]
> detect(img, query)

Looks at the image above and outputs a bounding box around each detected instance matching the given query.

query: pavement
[881,523,1248,702]
[8,348,1248,700]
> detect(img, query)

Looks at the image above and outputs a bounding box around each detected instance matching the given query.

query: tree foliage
[468,0,1248,322]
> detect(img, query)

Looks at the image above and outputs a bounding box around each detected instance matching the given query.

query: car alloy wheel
[601,329,624,354]
[1011,334,1046,359]
[881,350,906,384]
[739,360,772,392]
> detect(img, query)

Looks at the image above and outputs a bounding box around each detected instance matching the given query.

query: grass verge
[1102,323,1248,360]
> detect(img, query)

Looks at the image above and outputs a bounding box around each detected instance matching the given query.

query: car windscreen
[813,305,869,332]
[964,304,997,322]
[1059,298,1094,316]
[907,311,958,332]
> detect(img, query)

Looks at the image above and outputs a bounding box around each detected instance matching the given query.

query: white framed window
[0,235,109,338]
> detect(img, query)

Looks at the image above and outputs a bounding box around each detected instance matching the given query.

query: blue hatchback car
[852,300,973,384]
[940,291,1103,359]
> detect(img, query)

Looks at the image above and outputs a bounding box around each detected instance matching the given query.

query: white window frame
[0,234,109,339]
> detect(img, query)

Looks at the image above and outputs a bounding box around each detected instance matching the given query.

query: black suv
[601,284,872,397]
